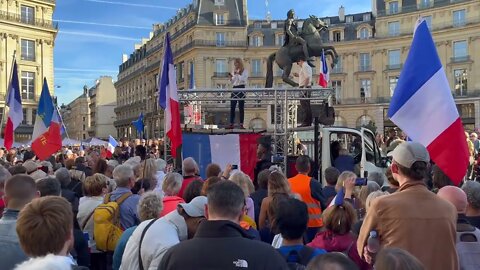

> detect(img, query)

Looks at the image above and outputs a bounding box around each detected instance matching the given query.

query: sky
[54,0,371,105]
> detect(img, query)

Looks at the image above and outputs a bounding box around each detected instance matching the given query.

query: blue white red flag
[158,33,182,158]
[107,135,118,158]
[182,133,260,179]
[32,78,54,142]
[318,49,329,87]
[4,60,22,150]
[388,19,469,185]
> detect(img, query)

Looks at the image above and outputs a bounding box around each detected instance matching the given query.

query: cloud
[55,19,151,30]
[83,0,179,10]
[59,30,140,41]
[56,67,118,73]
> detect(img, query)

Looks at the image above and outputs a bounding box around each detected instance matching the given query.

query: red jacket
[160,196,185,217]
[308,230,371,270]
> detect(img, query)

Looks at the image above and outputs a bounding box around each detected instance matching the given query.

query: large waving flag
[132,112,144,137]
[182,133,260,179]
[107,135,118,158]
[388,19,469,185]
[4,60,23,150]
[158,33,182,158]
[318,49,329,87]
[31,79,61,160]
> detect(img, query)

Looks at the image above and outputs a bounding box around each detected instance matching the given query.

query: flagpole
[1,50,17,139]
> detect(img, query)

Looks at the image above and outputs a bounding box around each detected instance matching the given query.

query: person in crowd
[352,190,389,236]
[206,163,222,178]
[124,156,141,179]
[253,136,272,189]
[113,191,163,270]
[385,128,399,148]
[368,172,385,189]
[227,58,248,129]
[275,197,326,266]
[462,180,480,229]
[182,179,204,203]
[154,158,167,192]
[56,168,80,214]
[77,174,108,270]
[306,253,359,270]
[69,157,87,182]
[131,178,152,195]
[308,183,370,270]
[8,165,26,176]
[93,159,108,175]
[229,171,255,220]
[382,167,399,193]
[357,142,458,270]
[431,164,454,193]
[470,132,480,156]
[106,160,118,179]
[159,181,288,269]
[336,171,362,209]
[288,155,326,241]
[334,149,356,173]
[293,57,313,127]
[178,157,201,198]
[438,185,480,269]
[23,159,47,180]
[135,145,147,161]
[259,170,292,231]
[0,166,11,217]
[15,196,88,270]
[120,196,208,270]
[322,167,340,205]
[36,176,62,197]
[160,172,185,217]
[251,169,269,225]
[374,248,425,270]
[201,176,222,196]
[111,165,141,229]
[356,181,381,219]
[139,159,158,189]
[0,175,38,269]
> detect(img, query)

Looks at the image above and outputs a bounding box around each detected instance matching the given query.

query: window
[333,31,341,42]
[177,62,184,80]
[215,59,227,74]
[214,0,224,6]
[419,0,432,9]
[389,76,399,96]
[324,18,330,25]
[360,79,371,102]
[359,53,370,71]
[359,28,369,39]
[275,34,285,46]
[388,1,399,14]
[21,39,35,61]
[271,22,277,29]
[346,16,353,23]
[453,40,467,61]
[21,72,35,100]
[32,109,36,125]
[388,21,400,36]
[363,14,371,21]
[453,9,466,27]
[251,35,263,47]
[20,5,34,24]
[332,80,342,103]
[251,59,262,76]
[216,32,225,46]
[388,49,401,69]
[454,69,468,96]
[22,109,27,124]
[424,15,432,29]
[332,56,342,73]
[215,13,225,25]
[254,22,262,29]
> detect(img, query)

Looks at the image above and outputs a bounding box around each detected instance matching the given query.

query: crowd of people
[0,136,479,270]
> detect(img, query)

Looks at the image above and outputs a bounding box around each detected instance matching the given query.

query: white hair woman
[160,172,185,217]
[229,171,255,221]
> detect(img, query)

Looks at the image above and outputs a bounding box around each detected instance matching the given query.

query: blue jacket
[0,209,28,269]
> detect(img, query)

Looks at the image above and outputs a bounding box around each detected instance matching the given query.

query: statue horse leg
[265,52,276,88]
[282,62,298,87]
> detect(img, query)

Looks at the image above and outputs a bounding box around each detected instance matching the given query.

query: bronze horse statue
[265,16,339,88]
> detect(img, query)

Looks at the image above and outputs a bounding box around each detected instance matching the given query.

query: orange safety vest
[288,174,323,227]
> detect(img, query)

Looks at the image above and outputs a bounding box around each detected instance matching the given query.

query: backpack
[456,223,480,270]
[93,192,132,251]
[277,246,315,270]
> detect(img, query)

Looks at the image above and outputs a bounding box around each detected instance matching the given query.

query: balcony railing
[377,0,472,16]
[358,65,372,72]
[386,64,402,70]
[250,72,263,77]
[213,72,229,78]
[0,10,57,30]
[173,39,247,56]
[451,55,471,63]
[418,1,434,9]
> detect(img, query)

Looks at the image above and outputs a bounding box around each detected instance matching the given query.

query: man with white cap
[120,196,207,270]
[357,142,458,270]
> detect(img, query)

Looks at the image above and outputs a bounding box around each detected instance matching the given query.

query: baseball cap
[178,196,207,217]
[392,142,430,169]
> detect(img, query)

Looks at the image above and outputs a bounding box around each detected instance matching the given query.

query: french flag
[31,79,62,160]
[158,32,182,158]
[3,60,22,150]
[107,135,118,158]
[318,49,329,87]
[182,133,260,179]
[388,19,469,185]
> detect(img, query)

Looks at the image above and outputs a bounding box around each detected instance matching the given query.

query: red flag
[31,110,62,160]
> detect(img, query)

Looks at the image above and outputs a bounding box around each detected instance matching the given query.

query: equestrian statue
[265,9,339,88]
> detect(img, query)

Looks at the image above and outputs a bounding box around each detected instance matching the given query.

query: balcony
[386,64,402,70]
[335,96,392,105]
[0,10,57,30]
[213,72,229,78]
[358,65,372,72]
[451,55,471,63]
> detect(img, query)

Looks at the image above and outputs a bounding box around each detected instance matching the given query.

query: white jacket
[119,210,188,270]
[77,196,103,252]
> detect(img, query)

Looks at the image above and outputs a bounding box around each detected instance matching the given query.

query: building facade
[62,76,117,140]
[0,0,57,141]
[115,0,480,137]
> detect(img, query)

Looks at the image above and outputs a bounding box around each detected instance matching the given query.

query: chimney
[371,0,377,16]
[339,6,345,22]
[122,54,128,63]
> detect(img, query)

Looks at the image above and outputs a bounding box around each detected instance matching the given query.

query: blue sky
[54,0,370,105]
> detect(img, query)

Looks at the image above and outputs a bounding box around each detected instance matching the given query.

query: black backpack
[277,246,315,270]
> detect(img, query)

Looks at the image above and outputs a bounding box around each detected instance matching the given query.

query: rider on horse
[284,9,315,68]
